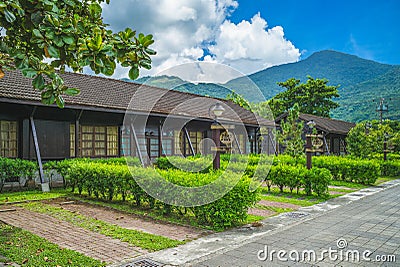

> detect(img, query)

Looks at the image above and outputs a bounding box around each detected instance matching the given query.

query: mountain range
[129,50,400,122]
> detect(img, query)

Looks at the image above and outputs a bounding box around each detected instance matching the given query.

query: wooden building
[276,113,356,155]
[0,71,275,166]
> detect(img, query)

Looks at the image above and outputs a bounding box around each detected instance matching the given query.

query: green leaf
[41,90,55,105]
[32,29,44,39]
[22,68,38,78]
[53,36,64,47]
[31,11,42,26]
[32,75,45,90]
[55,95,65,108]
[128,67,139,80]
[47,45,60,58]
[62,35,74,45]
[4,9,16,23]
[89,3,102,18]
[64,88,80,96]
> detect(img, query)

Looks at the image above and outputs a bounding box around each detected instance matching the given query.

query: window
[189,131,203,155]
[174,130,182,155]
[73,125,119,157]
[0,121,18,158]
[162,139,173,156]
[70,124,75,157]
[121,127,131,156]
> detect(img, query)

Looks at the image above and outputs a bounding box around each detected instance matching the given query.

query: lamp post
[210,102,225,170]
[383,132,389,161]
[365,122,372,135]
[306,120,316,170]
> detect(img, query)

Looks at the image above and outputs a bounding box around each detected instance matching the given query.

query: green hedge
[266,164,331,196]
[155,156,212,173]
[380,160,400,177]
[0,158,38,191]
[61,161,258,229]
[313,156,380,185]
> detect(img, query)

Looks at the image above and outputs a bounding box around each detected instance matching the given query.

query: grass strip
[254,204,293,213]
[259,194,321,207]
[21,202,184,251]
[0,223,104,266]
[0,189,69,204]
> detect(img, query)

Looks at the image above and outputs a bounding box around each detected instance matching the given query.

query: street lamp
[209,102,225,169]
[365,122,372,135]
[306,120,316,170]
[384,132,390,161]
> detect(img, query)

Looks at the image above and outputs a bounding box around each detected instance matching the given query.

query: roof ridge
[62,71,228,101]
[299,113,355,125]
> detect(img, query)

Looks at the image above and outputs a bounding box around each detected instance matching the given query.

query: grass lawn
[0,223,104,266]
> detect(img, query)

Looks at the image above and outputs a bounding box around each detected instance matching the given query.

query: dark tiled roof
[0,70,273,127]
[276,113,355,135]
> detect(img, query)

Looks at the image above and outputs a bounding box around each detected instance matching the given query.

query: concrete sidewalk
[142,179,400,267]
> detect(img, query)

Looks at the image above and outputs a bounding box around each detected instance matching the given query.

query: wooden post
[75,110,83,158]
[384,139,388,161]
[306,134,312,170]
[130,124,145,167]
[212,124,221,170]
[232,131,242,155]
[183,127,195,156]
[29,116,45,185]
[158,120,162,157]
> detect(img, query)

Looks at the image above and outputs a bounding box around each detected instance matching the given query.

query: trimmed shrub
[309,167,332,197]
[155,156,212,173]
[266,163,330,196]
[60,160,259,230]
[0,158,38,190]
[268,164,304,193]
[380,160,400,177]
[313,156,380,185]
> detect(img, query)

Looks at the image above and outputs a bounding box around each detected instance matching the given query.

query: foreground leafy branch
[0,0,156,107]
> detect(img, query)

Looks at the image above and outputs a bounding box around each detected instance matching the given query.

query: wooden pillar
[29,116,45,184]
[212,125,221,169]
[158,120,162,157]
[183,127,195,156]
[306,134,312,170]
[130,124,144,167]
[75,110,83,158]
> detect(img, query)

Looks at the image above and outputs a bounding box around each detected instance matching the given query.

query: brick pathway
[0,207,144,264]
[51,201,208,241]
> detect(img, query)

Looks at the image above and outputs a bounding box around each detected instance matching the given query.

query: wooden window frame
[0,120,18,158]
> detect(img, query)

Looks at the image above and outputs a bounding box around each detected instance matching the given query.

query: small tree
[268,76,340,118]
[277,103,304,157]
[226,91,251,110]
[347,120,399,158]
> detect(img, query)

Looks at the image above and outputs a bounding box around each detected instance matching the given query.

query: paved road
[146,180,400,267]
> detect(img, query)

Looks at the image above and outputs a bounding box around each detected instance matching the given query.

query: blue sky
[102,0,400,81]
[230,0,400,65]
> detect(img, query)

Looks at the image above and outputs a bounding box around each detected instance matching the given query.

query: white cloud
[209,13,300,74]
[100,1,300,82]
